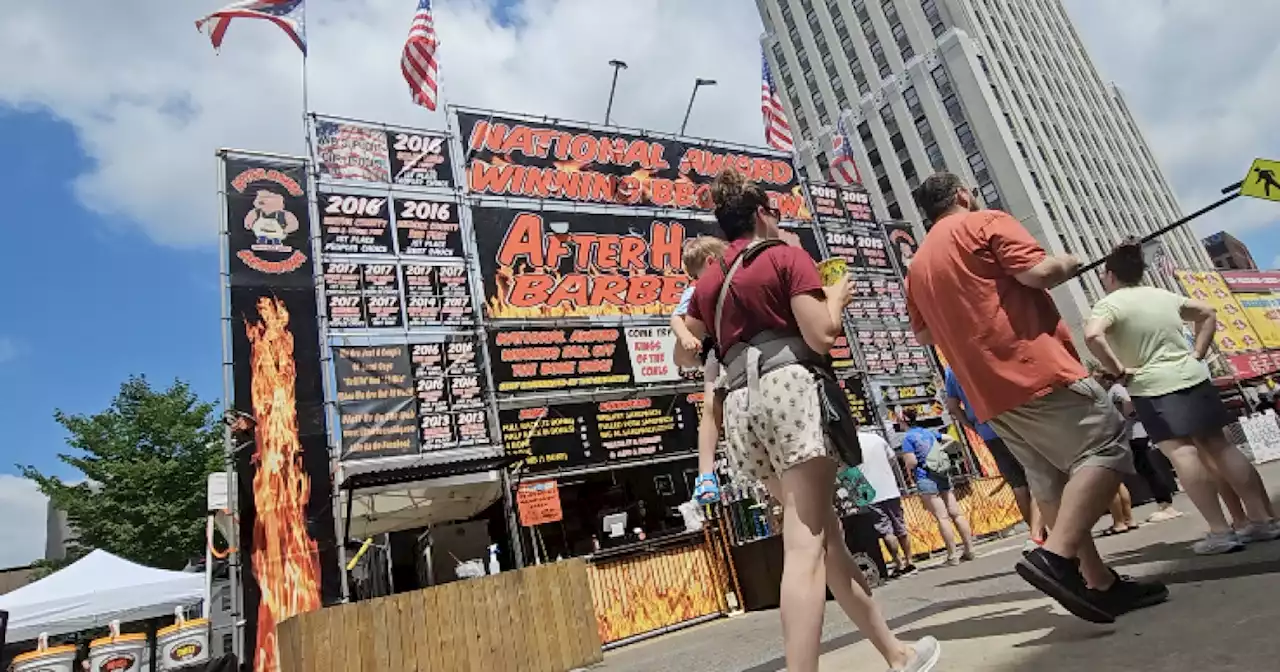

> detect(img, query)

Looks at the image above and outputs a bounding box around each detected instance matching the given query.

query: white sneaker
[1236,520,1280,543]
[1146,507,1184,523]
[1192,531,1245,555]
[889,636,941,672]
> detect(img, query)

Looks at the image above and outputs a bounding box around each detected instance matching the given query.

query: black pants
[1131,437,1176,504]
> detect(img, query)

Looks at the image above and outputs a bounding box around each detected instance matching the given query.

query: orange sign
[516,480,563,527]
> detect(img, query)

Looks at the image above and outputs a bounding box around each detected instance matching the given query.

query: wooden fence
[276,559,602,672]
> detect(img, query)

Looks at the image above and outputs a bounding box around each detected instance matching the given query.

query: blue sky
[0,110,223,481]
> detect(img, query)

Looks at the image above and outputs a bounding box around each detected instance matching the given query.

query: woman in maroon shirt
[679,168,940,672]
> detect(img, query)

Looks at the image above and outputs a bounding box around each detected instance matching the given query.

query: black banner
[333,345,419,457]
[410,341,490,450]
[317,190,393,255]
[838,186,876,226]
[500,393,700,473]
[490,326,631,395]
[314,117,454,188]
[456,110,808,218]
[806,183,847,223]
[471,206,718,320]
[225,158,314,287]
[823,225,893,275]
[882,221,920,275]
[387,129,454,188]
[838,376,875,427]
[394,196,464,258]
[781,221,824,264]
[322,261,404,330]
[855,327,932,376]
[402,262,474,326]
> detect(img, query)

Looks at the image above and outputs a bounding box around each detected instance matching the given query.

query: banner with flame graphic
[455,109,809,218]
[471,207,720,320]
[224,155,340,672]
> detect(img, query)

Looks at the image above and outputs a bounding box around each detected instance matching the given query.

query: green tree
[21,375,222,570]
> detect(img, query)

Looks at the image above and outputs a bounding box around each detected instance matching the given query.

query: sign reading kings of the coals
[499,393,700,473]
[455,109,809,218]
[471,206,719,320]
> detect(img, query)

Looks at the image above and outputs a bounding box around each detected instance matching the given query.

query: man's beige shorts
[987,378,1134,502]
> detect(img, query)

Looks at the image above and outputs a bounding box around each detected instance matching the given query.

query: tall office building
[756,0,1213,336]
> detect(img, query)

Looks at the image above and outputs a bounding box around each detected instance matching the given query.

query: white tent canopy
[0,550,205,642]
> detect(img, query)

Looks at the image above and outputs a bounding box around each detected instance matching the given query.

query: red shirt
[688,238,823,357]
[905,210,1085,422]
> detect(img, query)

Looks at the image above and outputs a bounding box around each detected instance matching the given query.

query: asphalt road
[593,461,1280,672]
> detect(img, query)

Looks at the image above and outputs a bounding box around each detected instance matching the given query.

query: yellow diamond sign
[1240,158,1280,202]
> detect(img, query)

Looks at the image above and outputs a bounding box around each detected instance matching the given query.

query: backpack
[837,466,877,508]
[923,432,957,474]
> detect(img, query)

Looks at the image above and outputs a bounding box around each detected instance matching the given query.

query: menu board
[318,191,393,255]
[410,341,490,449]
[323,261,404,329]
[395,197,464,258]
[333,345,420,457]
[823,225,893,274]
[499,393,699,473]
[402,262,474,326]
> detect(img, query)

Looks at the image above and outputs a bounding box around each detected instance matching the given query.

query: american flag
[830,116,862,186]
[761,51,794,153]
[402,0,441,111]
[196,0,306,53]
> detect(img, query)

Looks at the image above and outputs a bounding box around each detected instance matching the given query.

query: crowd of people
[669,167,1278,672]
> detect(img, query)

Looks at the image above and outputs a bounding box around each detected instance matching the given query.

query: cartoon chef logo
[229,164,309,275]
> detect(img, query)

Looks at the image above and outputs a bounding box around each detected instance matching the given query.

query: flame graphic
[245,297,322,672]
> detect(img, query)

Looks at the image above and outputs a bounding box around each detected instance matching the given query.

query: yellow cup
[817,258,848,286]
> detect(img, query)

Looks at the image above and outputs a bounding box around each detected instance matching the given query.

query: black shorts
[871,498,908,537]
[1132,379,1232,444]
[986,437,1029,489]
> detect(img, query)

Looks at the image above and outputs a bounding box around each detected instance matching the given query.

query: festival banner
[837,186,876,226]
[1237,293,1280,349]
[822,225,894,275]
[394,196,464,258]
[333,345,420,457]
[410,340,490,450]
[402,262,475,326]
[225,157,315,287]
[322,261,404,330]
[1222,270,1280,293]
[314,116,454,188]
[317,190,393,255]
[470,206,719,319]
[223,154,340,672]
[806,182,848,223]
[488,324,690,396]
[499,393,700,473]
[455,110,808,218]
[314,119,392,183]
[1175,271,1264,353]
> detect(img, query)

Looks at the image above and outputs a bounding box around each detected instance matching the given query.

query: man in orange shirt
[905,172,1168,624]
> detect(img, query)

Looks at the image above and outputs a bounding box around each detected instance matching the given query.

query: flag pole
[300,0,312,147]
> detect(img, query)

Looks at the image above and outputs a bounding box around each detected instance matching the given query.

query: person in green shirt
[1084,240,1279,554]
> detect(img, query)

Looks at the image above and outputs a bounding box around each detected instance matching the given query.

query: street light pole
[605,60,628,125]
[680,78,717,135]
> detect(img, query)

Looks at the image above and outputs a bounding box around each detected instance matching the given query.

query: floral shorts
[722,364,834,483]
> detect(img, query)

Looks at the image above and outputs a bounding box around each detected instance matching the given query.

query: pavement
[594,461,1280,672]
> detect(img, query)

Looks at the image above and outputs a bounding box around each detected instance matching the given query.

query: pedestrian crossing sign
[1240,158,1280,202]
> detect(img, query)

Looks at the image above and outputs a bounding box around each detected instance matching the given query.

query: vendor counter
[584,529,732,648]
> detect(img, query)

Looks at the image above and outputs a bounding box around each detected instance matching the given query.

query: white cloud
[0,475,48,568]
[3,1,1276,248]
[1064,0,1280,236]
[0,0,764,247]
[0,337,19,364]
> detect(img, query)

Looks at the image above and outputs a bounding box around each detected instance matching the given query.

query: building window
[867,148,883,171]
[888,201,904,219]
[967,152,990,185]
[915,116,935,146]
[942,95,964,125]
[980,181,1002,211]
[902,157,918,186]
[925,143,946,172]
[222,634,233,655]
[903,86,923,119]
[921,0,945,37]
[930,65,953,97]
[870,41,890,78]
[878,174,893,196]
[955,122,977,154]
[858,121,873,144]
[221,589,232,611]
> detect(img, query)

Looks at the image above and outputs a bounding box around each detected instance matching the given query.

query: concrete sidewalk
[596,461,1280,672]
